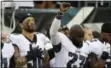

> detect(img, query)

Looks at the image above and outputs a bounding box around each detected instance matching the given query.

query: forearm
[50,18,61,45]
[50,18,61,36]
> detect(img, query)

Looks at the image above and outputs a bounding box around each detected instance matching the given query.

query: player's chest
[18,37,45,55]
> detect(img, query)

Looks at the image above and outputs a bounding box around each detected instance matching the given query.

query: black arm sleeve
[53,43,62,53]
[48,48,55,60]
[101,51,109,60]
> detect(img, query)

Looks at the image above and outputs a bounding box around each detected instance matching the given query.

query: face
[84,28,93,41]
[69,27,84,47]
[101,32,111,43]
[21,17,36,33]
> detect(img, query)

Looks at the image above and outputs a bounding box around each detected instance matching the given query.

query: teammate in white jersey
[8,12,52,68]
[84,23,111,68]
[83,26,93,41]
[50,12,90,68]
[1,32,14,68]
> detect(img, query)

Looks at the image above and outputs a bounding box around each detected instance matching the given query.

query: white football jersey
[2,43,14,67]
[53,33,90,68]
[9,33,52,67]
[87,39,109,59]
[104,43,111,67]
[103,43,110,57]
[50,17,90,68]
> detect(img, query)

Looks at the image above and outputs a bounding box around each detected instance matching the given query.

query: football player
[83,27,93,41]
[50,12,90,68]
[85,23,111,68]
[1,32,14,68]
[9,12,53,68]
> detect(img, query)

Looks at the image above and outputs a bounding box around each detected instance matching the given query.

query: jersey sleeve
[2,43,15,67]
[81,42,90,58]
[88,40,105,58]
[38,33,53,50]
[2,43,14,58]
[9,34,19,44]
[103,43,110,53]
[101,43,110,60]
[43,35,53,50]
[50,17,61,45]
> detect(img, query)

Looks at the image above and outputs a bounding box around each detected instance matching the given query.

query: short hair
[69,24,84,35]
[93,31,100,38]
[101,23,111,33]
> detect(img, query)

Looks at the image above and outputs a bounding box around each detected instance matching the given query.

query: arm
[2,43,15,68]
[50,17,61,45]
[93,51,109,68]
[12,44,27,68]
[50,16,63,53]
[49,12,64,53]
[91,45,109,68]
[44,36,53,51]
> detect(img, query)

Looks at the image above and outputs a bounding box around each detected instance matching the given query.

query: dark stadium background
[3,1,111,34]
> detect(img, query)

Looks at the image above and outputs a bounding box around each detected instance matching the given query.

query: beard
[23,24,36,33]
[24,28,35,33]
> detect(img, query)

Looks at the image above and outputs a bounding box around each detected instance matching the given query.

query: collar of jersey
[23,34,37,44]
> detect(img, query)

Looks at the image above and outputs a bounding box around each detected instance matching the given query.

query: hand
[59,2,70,12]
[26,46,43,61]
[56,12,63,20]
[32,46,43,58]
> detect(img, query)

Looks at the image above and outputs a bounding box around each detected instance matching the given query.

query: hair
[101,23,111,33]
[93,31,100,38]
[69,24,84,36]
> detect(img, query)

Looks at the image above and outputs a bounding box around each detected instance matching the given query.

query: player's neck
[22,30,34,41]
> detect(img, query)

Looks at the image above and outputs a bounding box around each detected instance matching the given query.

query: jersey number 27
[67,52,85,68]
